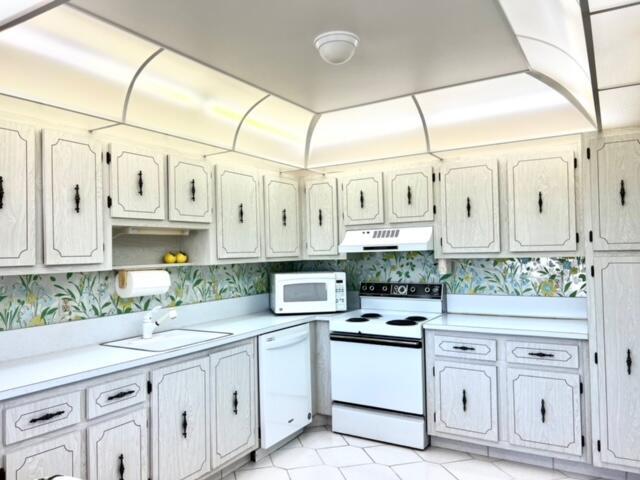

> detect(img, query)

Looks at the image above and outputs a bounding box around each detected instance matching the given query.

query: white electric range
[329,282,445,449]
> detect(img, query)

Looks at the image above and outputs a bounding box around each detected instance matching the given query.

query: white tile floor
[225,426,605,480]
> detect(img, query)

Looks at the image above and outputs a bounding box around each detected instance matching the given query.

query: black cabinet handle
[107,389,136,401]
[74,185,80,213]
[137,171,143,196]
[360,190,364,209]
[466,197,471,217]
[627,349,632,375]
[620,179,626,206]
[407,186,412,205]
[29,410,65,423]
[453,345,475,351]
[318,209,323,226]
[0,176,4,209]
[540,399,546,423]
[538,191,543,213]
[182,411,188,438]
[118,454,125,480]
[528,351,555,358]
[462,389,467,412]
[233,390,239,415]
[282,208,287,227]
[191,179,196,202]
[239,203,244,223]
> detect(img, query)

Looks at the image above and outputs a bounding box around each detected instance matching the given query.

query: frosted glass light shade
[314,31,359,65]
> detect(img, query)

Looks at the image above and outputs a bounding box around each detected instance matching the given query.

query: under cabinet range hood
[339,227,434,253]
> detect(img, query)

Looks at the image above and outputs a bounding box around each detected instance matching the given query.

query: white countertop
[0,311,332,402]
[424,313,588,340]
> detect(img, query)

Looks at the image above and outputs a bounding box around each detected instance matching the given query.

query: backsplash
[0,253,586,331]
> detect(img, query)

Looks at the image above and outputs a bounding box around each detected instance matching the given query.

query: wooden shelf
[113,263,194,270]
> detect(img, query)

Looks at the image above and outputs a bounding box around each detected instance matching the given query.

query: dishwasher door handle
[263,332,309,350]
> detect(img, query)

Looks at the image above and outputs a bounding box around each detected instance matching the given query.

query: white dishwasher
[258,323,312,449]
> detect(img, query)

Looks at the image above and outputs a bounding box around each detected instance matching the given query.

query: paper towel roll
[115,270,171,298]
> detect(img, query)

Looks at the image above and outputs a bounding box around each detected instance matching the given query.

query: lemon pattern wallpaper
[0,253,586,331]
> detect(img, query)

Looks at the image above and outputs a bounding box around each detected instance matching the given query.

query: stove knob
[424,286,431,293]
[382,285,388,292]
[361,285,367,291]
[397,285,407,295]
[409,286,416,293]
[369,285,375,291]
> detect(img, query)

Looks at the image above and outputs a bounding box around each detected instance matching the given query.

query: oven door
[273,277,336,314]
[330,334,424,415]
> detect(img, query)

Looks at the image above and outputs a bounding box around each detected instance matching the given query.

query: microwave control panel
[335,272,347,311]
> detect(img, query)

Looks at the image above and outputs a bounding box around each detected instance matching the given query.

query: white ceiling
[69,0,528,112]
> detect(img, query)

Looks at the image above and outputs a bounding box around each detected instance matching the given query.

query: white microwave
[270,272,347,314]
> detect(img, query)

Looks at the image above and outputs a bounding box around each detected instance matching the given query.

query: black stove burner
[386,319,417,326]
[361,312,382,318]
[346,317,369,323]
[405,315,427,321]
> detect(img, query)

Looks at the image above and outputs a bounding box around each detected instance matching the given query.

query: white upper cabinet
[168,155,212,223]
[590,133,640,250]
[507,153,576,252]
[341,172,384,226]
[42,130,104,265]
[385,167,434,224]
[0,120,35,267]
[263,175,300,258]
[216,165,261,259]
[305,178,339,256]
[440,158,500,254]
[109,144,166,220]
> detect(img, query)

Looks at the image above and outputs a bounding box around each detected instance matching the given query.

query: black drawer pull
[30,410,65,423]
[233,390,239,415]
[538,191,543,213]
[0,176,4,209]
[360,190,364,209]
[462,389,467,412]
[620,179,626,206]
[540,399,546,423]
[190,179,196,202]
[137,171,143,196]
[107,389,136,401]
[282,208,287,227]
[466,197,471,217]
[182,411,188,438]
[627,349,632,375]
[119,453,125,480]
[453,345,475,351]
[528,351,555,358]
[407,185,412,205]
[318,209,323,226]
[74,185,80,213]
[239,203,244,223]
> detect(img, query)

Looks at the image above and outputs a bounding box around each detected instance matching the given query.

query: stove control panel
[360,282,444,299]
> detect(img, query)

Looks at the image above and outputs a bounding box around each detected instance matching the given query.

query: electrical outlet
[57,298,72,322]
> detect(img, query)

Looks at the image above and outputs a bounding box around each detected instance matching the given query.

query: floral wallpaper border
[0,253,586,331]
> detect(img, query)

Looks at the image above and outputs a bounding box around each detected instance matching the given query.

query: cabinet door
[594,258,640,469]
[4,431,83,480]
[508,154,576,252]
[216,166,261,259]
[386,167,434,223]
[264,175,300,258]
[507,369,582,456]
[42,130,104,265]
[433,361,498,442]
[210,341,258,470]
[591,134,640,250]
[87,410,148,480]
[305,178,338,256]
[440,159,500,254]
[0,120,35,267]
[168,155,211,223]
[342,172,384,225]
[109,144,166,220]
[151,358,210,480]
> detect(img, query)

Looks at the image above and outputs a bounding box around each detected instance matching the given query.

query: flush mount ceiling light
[314,30,359,65]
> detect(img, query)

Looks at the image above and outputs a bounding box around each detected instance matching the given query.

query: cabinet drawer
[86,373,147,419]
[434,335,497,361]
[4,391,82,445]
[506,341,579,369]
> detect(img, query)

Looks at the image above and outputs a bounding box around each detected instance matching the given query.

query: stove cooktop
[330,309,441,339]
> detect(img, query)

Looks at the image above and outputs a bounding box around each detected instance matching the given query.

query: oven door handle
[330,333,422,349]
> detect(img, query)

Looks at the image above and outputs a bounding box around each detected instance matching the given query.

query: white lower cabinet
[151,358,211,480]
[87,409,148,480]
[433,361,498,442]
[507,369,582,456]
[4,431,83,480]
[210,341,258,470]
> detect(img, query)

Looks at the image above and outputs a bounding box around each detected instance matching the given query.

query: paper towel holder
[118,271,128,290]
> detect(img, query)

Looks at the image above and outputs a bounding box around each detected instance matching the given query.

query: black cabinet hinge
[590,265,595,277]
[147,380,152,394]
[586,147,591,159]
[106,151,112,165]
[595,352,599,364]
[582,435,585,447]
[433,205,437,215]
[574,157,578,169]
[597,440,601,451]
[589,230,593,242]
[440,238,443,246]
[432,172,436,182]
[438,172,441,181]
[576,232,580,244]
[107,196,112,208]
[432,366,435,377]
[433,412,436,422]
[0,467,5,480]
[580,382,584,394]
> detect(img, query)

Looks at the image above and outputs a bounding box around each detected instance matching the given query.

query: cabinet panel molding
[264,175,300,258]
[385,167,434,223]
[342,172,384,226]
[168,155,211,223]
[305,177,339,256]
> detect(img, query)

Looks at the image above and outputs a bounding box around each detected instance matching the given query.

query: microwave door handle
[263,333,308,350]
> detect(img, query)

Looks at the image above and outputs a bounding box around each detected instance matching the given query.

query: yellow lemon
[176,252,188,263]
[163,252,177,264]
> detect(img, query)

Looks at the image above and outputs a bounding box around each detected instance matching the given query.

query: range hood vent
[339,226,434,253]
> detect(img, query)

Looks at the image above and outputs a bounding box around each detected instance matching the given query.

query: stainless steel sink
[103,329,231,352]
